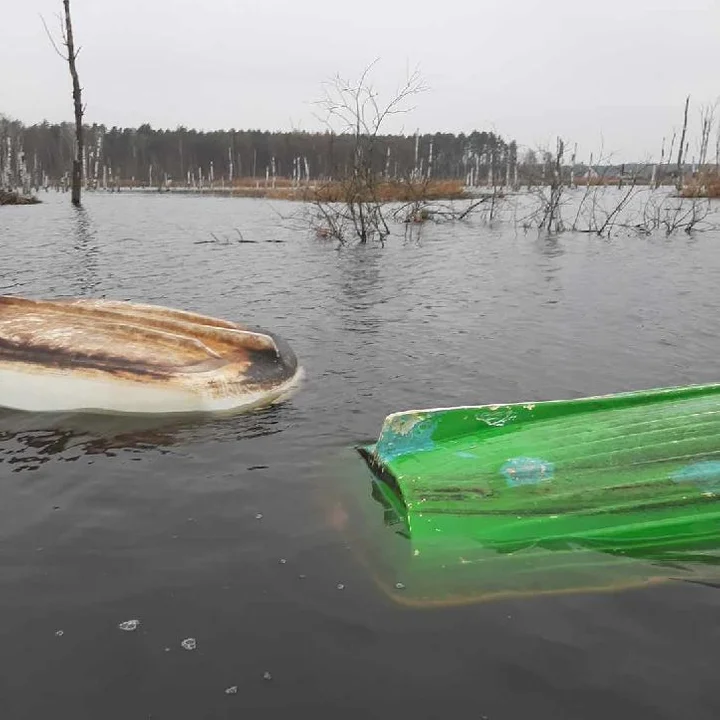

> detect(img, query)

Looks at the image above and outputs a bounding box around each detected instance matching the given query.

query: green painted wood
[360,383,720,554]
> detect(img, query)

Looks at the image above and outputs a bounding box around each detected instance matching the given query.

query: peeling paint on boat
[0,295,301,414]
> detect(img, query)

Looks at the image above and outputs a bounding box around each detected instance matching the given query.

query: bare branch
[40,13,68,60]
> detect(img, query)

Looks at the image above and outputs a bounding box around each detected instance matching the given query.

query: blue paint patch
[375,416,438,461]
[501,457,554,487]
[671,461,720,491]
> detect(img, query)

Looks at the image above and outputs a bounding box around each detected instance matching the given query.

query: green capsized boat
[359,383,720,557]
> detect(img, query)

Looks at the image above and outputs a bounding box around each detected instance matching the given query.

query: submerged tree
[312,60,427,244]
[43,0,84,205]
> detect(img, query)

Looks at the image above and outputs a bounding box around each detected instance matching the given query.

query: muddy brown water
[1,191,720,719]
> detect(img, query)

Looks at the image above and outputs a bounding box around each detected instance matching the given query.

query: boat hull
[358,385,720,603]
[0,296,300,414]
[361,384,720,550]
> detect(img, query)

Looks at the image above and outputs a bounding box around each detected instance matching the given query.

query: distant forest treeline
[0,116,518,189]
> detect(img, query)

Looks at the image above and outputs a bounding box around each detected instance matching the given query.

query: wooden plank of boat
[0,295,300,414]
[359,383,720,551]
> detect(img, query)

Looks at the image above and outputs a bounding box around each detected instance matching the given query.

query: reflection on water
[0,403,290,473]
[71,206,101,297]
[336,246,385,335]
[360,474,720,608]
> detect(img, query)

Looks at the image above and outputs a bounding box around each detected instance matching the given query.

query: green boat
[357,384,720,604]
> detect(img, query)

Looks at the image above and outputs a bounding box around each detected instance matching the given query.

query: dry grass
[118,177,469,202]
[257,179,468,202]
[681,172,720,198]
[229,176,296,189]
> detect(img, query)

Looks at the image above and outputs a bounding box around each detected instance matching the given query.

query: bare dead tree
[539,137,566,233]
[697,101,717,168]
[594,175,641,236]
[512,139,571,234]
[570,144,617,233]
[667,130,677,179]
[42,1,84,205]
[311,60,426,244]
[676,95,690,191]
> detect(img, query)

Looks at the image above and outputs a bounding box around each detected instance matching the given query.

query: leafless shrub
[628,193,715,236]
[515,138,571,233]
[311,61,426,244]
[389,175,498,226]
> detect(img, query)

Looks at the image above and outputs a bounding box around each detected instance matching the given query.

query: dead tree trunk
[676,95,690,192]
[63,0,83,206]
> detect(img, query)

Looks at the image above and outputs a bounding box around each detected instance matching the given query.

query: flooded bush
[0,190,40,206]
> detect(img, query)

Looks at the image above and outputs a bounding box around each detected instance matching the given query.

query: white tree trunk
[414,132,419,179]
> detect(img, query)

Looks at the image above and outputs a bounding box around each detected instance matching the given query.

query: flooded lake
[2,191,720,719]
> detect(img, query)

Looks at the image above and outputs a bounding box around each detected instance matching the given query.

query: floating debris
[395,582,406,590]
[336,583,345,591]
[181,638,197,651]
[55,630,64,637]
[225,686,238,695]
[263,671,272,681]
[255,513,263,520]
[298,574,306,580]
[118,619,140,632]
[279,558,287,565]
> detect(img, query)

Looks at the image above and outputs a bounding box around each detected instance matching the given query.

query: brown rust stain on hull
[0,296,298,404]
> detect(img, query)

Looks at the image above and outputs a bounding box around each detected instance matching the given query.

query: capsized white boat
[0,295,301,414]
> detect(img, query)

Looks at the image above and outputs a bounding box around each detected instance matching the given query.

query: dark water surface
[2,193,720,719]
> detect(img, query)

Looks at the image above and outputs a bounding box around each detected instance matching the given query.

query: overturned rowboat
[360,384,720,549]
[358,384,720,603]
[0,295,300,414]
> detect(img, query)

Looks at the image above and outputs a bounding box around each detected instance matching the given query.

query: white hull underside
[0,365,302,415]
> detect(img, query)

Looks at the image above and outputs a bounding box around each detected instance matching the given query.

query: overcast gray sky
[2,0,719,161]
